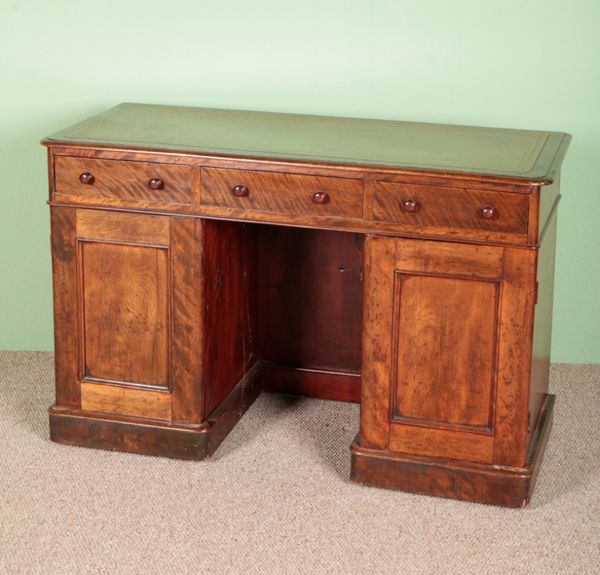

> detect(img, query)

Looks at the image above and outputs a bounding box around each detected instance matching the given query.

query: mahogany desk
[43,104,570,507]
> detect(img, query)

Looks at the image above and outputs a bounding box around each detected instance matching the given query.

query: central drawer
[200,168,364,219]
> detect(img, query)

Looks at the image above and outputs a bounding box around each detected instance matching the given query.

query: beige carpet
[0,352,598,575]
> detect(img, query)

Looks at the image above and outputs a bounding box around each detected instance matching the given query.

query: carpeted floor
[0,352,598,574]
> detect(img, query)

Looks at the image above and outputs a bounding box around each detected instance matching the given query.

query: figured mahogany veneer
[369,181,529,243]
[55,156,192,204]
[201,167,364,219]
[44,103,570,507]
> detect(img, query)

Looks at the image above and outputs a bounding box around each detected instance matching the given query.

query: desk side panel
[529,209,558,446]
[50,206,80,409]
[202,220,257,418]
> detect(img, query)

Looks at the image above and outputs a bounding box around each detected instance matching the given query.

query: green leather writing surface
[46,103,569,180]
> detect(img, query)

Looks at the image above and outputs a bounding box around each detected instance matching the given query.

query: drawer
[201,168,364,219]
[54,157,192,203]
[370,182,529,238]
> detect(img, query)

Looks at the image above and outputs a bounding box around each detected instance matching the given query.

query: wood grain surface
[370,181,529,241]
[256,226,363,373]
[201,167,364,218]
[392,274,498,430]
[80,241,170,389]
[55,156,192,203]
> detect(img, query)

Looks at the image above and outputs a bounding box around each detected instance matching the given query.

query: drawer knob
[148,178,164,190]
[79,172,95,185]
[312,191,330,205]
[480,206,496,219]
[402,199,420,213]
[232,184,250,197]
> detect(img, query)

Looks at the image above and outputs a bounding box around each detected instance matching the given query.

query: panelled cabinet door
[50,207,204,424]
[360,236,536,468]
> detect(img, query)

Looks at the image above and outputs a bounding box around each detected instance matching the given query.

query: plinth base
[350,395,555,507]
[49,366,261,460]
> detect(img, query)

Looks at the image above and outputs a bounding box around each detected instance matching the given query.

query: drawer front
[370,182,529,238]
[201,168,364,219]
[54,157,192,203]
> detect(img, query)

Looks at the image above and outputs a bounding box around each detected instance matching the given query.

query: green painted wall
[1,0,598,362]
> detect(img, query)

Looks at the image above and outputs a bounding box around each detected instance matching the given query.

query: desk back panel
[256,226,363,401]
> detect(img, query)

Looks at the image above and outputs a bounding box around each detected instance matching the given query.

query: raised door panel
[392,274,498,430]
[360,236,536,467]
[80,241,170,389]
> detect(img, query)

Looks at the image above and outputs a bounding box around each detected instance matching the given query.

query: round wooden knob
[312,191,330,204]
[79,172,95,185]
[402,199,419,213]
[480,206,496,219]
[232,184,249,197]
[148,178,164,190]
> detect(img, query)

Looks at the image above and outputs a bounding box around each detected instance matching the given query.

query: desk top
[44,102,570,182]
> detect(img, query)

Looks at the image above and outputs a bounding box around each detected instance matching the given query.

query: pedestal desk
[43,103,570,507]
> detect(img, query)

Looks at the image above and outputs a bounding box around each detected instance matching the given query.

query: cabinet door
[51,208,204,423]
[360,236,536,467]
